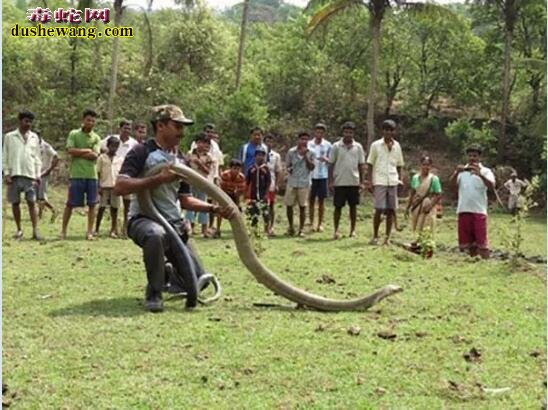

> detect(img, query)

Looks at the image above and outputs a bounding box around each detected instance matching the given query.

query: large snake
[138,163,403,311]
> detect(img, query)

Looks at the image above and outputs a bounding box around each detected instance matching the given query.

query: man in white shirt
[191,123,225,184]
[36,131,59,222]
[264,133,283,235]
[365,119,404,245]
[450,144,495,259]
[328,122,366,239]
[307,122,332,232]
[133,121,148,144]
[504,172,528,215]
[101,120,139,158]
[3,110,42,240]
[191,123,225,234]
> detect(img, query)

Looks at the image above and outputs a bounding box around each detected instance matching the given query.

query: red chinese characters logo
[26,7,53,23]
[53,8,82,23]
[26,7,110,24]
[85,8,110,23]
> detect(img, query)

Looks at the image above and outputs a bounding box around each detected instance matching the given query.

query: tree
[106,0,125,131]
[306,0,450,148]
[514,0,546,121]
[474,0,524,162]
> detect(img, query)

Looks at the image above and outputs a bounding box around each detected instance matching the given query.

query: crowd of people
[3,106,530,311]
[4,108,530,247]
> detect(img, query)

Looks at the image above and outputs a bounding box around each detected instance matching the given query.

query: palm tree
[306,0,449,148]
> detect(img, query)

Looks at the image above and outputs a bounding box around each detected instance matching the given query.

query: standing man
[2,110,42,240]
[365,119,404,245]
[285,131,315,237]
[264,133,283,236]
[190,123,224,181]
[206,125,225,232]
[239,127,268,175]
[61,108,102,240]
[37,130,59,222]
[102,120,139,237]
[133,121,148,143]
[113,105,235,312]
[186,133,214,237]
[190,124,225,234]
[450,144,495,259]
[328,121,366,240]
[307,122,332,232]
[101,120,139,156]
[504,171,528,215]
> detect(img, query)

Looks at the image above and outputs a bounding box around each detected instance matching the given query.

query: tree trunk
[235,0,250,90]
[366,12,382,149]
[107,0,124,132]
[69,39,78,96]
[498,0,518,163]
[384,70,401,116]
[498,25,513,163]
[142,10,153,76]
[93,22,103,81]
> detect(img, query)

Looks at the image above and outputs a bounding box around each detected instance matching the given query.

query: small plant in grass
[502,176,539,266]
[417,227,435,259]
[245,200,268,256]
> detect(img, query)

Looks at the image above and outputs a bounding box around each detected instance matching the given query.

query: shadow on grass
[232,304,366,315]
[49,297,147,318]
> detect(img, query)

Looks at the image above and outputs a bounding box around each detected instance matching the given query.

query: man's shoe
[146,296,164,312]
[145,286,164,313]
[12,231,23,240]
[368,237,379,246]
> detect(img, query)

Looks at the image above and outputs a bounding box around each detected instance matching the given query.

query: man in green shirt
[61,108,102,240]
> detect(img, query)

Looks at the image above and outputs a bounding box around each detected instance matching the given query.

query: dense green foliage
[2,0,546,180]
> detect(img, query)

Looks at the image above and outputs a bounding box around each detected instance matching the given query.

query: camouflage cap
[151,104,194,125]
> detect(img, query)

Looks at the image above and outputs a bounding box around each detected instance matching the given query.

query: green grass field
[2,185,546,408]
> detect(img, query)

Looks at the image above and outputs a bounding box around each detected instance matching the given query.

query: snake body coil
[138,163,403,311]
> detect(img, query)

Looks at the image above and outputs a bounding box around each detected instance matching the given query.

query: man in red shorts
[450,144,495,259]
